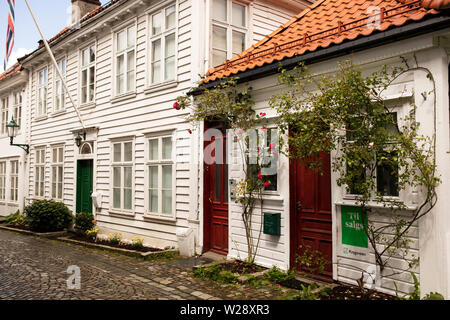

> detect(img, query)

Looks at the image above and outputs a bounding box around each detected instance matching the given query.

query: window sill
[144,80,178,95]
[336,200,417,211]
[111,91,137,104]
[79,102,96,110]
[35,115,48,121]
[143,214,177,224]
[51,109,67,117]
[108,209,136,218]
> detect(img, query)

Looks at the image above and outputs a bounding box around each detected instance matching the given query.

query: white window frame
[54,57,67,112]
[12,91,22,132]
[110,139,134,213]
[35,147,46,198]
[37,67,48,117]
[114,23,137,96]
[0,161,6,201]
[210,0,248,67]
[80,44,96,105]
[51,145,64,200]
[1,97,8,136]
[10,159,19,203]
[148,3,178,85]
[145,133,176,218]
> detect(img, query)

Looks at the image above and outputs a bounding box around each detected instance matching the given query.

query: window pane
[152,12,162,35]
[152,39,161,61]
[127,26,136,47]
[149,166,158,188]
[124,188,132,210]
[165,34,176,57]
[162,190,172,214]
[212,0,227,21]
[117,55,125,94]
[149,190,158,212]
[113,144,121,162]
[124,142,132,162]
[89,66,95,101]
[117,30,126,52]
[52,167,57,198]
[212,49,227,68]
[52,148,58,163]
[81,70,88,103]
[90,45,96,63]
[162,137,172,160]
[152,62,161,83]
[232,31,245,55]
[165,57,175,80]
[82,49,89,66]
[124,167,132,188]
[149,139,158,160]
[232,3,246,27]
[113,167,121,188]
[59,148,64,163]
[113,188,121,208]
[212,25,227,51]
[127,50,135,91]
[165,5,176,29]
[376,151,399,197]
[162,165,172,189]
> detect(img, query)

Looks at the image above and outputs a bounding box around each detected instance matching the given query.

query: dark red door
[290,152,333,282]
[204,122,229,255]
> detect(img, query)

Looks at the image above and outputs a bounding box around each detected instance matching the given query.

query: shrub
[75,212,95,233]
[131,237,144,250]
[265,266,295,284]
[86,228,99,240]
[24,199,73,232]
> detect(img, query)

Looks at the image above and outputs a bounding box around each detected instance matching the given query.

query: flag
[4,0,15,71]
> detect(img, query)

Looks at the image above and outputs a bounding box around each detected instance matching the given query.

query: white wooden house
[15,0,311,251]
[199,0,450,297]
[0,64,28,216]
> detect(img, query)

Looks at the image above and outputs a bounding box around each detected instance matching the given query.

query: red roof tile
[203,0,444,83]
[0,63,22,82]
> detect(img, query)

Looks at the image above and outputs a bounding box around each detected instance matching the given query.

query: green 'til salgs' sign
[341,205,368,248]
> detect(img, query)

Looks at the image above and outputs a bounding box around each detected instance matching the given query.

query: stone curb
[57,236,178,259]
[0,225,68,238]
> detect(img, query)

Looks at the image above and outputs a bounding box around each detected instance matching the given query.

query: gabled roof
[203,0,449,83]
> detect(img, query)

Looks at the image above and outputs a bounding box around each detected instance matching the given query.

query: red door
[204,122,229,255]
[290,152,333,281]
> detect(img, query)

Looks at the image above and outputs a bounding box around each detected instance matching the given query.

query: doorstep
[0,225,68,238]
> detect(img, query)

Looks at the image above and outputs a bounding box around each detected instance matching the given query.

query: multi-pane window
[35,148,46,197]
[112,141,133,211]
[1,97,8,135]
[0,162,5,201]
[55,58,67,111]
[81,45,96,104]
[10,160,18,202]
[150,4,176,84]
[37,68,48,116]
[51,146,64,199]
[211,0,247,67]
[116,25,136,95]
[13,92,22,130]
[147,135,174,215]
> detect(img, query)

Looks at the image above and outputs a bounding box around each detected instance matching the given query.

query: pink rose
[188,129,192,134]
[237,129,243,135]
[264,181,271,188]
[173,102,180,110]
[261,127,267,132]
[257,172,263,180]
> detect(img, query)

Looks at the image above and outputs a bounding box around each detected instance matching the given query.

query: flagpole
[23,0,86,129]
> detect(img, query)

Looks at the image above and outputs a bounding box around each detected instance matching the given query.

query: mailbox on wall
[263,212,281,236]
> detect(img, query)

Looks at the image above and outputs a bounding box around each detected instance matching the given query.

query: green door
[76,160,93,214]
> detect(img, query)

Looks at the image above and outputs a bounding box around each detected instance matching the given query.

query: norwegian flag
[4,0,15,71]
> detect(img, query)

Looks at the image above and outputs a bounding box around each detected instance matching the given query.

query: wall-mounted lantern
[6,117,29,154]
[75,131,86,147]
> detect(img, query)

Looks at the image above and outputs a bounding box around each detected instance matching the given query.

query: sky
[0,0,109,73]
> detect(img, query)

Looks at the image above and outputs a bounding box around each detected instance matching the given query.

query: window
[211,0,247,67]
[147,135,174,216]
[12,92,22,130]
[345,113,400,197]
[81,45,96,104]
[150,4,176,84]
[10,160,18,202]
[51,146,64,199]
[112,141,133,211]
[247,128,278,192]
[0,162,5,201]
[35,148,46,197]
[115,25,136,95]
[55,58,66,111]
[37,68,48,116]
[1,97,8,135]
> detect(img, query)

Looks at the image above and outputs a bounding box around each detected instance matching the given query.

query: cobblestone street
[0,230,286,300]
